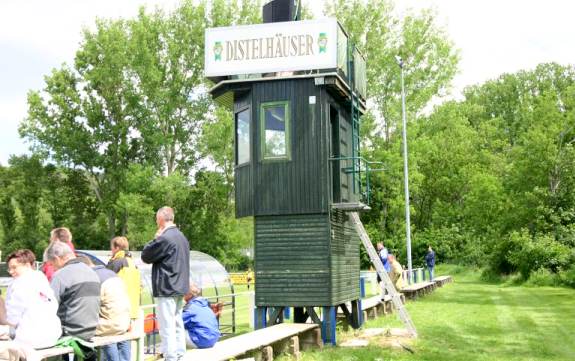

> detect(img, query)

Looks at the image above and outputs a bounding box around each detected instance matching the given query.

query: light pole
[395,55,413,284]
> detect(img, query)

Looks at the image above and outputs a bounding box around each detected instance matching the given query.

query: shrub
[507,232,571,279]
[525,268,559,287]
[558,265,575,288]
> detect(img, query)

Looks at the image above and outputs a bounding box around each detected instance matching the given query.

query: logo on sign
[318,32,327,53]
[214,41,223,61]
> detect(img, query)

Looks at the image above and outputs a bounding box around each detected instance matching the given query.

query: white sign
[205,19,339,77]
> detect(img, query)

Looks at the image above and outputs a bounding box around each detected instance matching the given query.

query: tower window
[236,108,250,165]
[261,101,290,160]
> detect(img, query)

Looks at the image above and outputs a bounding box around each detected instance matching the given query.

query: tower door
[330,105,341,203]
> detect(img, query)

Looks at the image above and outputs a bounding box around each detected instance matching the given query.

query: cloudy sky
[1,0,573,165]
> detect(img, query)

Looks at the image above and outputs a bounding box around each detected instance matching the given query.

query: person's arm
[0,296,8,325]
[141,237,168,264]
[50,276,62,303]
[107,258,126,273]
[4,285,24,327]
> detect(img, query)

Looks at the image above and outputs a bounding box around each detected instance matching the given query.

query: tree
[20,1,262,240]
[326,0,459,143]
[22,18,142,238]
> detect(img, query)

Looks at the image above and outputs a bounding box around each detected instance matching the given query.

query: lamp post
[395,55,413,284]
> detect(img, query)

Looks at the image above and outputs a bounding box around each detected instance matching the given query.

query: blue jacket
[379,247,391,273]
[426,250,436,267]
[182,297,220,348]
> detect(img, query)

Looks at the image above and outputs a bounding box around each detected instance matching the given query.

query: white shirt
[5,269,62,348]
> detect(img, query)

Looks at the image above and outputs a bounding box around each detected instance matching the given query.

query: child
[182,283,220,349]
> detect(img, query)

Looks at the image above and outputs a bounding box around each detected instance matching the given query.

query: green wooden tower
[205,1,372,345]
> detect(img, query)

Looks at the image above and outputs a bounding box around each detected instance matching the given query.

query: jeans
[428,266,434,281]
[156,296,186,361]
[102,341,131,361]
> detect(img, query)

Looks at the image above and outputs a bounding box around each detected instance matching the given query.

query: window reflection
[262,103,288,158]
[236,109,250,165]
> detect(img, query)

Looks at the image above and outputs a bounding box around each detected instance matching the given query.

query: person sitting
[388,254,405,291]
[106,236,141,361]
[77,256,131,361]
[0,249,61,349]
[44,241,101,361]
[182,283,220,349]
[42,227,76,282]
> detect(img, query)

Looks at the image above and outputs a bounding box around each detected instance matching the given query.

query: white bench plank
[183,323,318,361]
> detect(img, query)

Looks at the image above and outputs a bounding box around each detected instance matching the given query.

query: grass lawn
[277,265,575,361]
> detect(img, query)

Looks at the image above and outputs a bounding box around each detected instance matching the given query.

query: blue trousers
[102,341,131,361]
[156,296,186,361]
[428,266,434,281]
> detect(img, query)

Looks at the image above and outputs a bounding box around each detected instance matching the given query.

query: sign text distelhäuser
[205,19,338,77]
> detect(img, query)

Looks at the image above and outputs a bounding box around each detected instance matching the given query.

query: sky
[0,0,574,165]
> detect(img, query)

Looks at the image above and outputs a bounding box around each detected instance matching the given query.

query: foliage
[2,0,574,282]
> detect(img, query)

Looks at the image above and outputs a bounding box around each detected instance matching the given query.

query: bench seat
[183,323,321,361]
[433,275,453,287]
[32,331,144,360]
[401,281,436,299]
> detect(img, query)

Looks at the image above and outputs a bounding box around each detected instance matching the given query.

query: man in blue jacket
[182,283,220,349]
[142,207,190,361]
[425,246,436,281]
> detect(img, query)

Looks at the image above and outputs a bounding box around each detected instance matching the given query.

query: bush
[480,267,505,283]
[507,231,571,279]
[558,265,575,288]
[525,268,559,287]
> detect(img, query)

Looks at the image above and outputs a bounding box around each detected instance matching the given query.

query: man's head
[111,236,129,255]
[6,249,36,278]
[428,245,433,252]
[44,240,75,270]
[184,282,202,302]
[387,254,396,262]
[376,242,383,251]
[156,206,175,229]
[50,227,73,244]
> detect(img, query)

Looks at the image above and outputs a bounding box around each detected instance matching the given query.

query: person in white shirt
[0,249,62,349]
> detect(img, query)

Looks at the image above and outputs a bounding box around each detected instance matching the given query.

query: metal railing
[328,156,384,205]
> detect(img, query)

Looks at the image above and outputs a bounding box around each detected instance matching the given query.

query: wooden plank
[91,332,143,346]
[184,323,319,361]
[32,332,143,360]
[402,282,434,292]
[34,346,75,359]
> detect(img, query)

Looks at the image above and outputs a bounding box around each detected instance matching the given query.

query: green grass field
[277,265,575,361]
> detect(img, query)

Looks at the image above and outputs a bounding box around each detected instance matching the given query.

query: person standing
[425,246,436,281]
[375,242,391,297]
[106,236,142,361]
[387,254,405,291]
[376,242,391,273]
[142,207,190,361]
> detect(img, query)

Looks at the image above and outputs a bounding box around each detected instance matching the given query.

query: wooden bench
[336,296,386,323]
[433,275,453,287]
[401,281,436,300]
[183,323,321,361]
[33,331,144,361]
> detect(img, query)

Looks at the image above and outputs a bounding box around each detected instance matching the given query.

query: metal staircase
[350,212,418,337]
